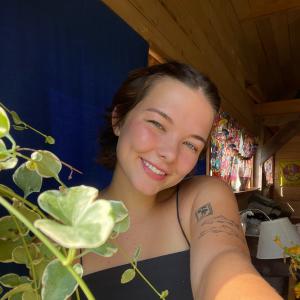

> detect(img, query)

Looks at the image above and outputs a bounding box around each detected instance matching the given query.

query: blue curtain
[0,0,148,275]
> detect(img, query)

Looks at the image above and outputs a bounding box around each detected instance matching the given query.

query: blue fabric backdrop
[0,0,148,275]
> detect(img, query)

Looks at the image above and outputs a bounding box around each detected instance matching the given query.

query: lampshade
[257,217,300,259]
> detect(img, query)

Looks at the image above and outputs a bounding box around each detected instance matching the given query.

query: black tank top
[75,186,194,299]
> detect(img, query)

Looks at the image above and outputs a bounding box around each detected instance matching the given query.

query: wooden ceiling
[102,0,300,134]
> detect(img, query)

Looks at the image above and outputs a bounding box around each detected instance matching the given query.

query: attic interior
[103,0,300,210]
[102,1,300,298]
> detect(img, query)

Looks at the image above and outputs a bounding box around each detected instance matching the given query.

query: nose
[157,138,178,162]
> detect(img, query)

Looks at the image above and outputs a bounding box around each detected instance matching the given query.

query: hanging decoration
[210,112,258,191]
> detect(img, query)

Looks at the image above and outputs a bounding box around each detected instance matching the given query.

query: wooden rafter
[260,120,300,164]
[254,99,300,116]
[238,1,300,22]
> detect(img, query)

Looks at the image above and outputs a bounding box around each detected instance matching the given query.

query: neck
[101,168,158,223]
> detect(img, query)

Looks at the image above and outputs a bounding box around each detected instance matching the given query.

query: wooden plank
[270,12,295,96]
[236,0,300,22]
[255,17,284,99]
[263,113,300,127]
[103,0,257,133]
[254,99,300,116]
[288,9,300,90]
[260,120,300,163]
[230,0,278,100]
[203,0,258,90]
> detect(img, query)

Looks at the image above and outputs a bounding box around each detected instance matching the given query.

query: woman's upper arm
[187,177,250,294]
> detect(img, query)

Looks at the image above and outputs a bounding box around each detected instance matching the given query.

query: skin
[81,77,282,299]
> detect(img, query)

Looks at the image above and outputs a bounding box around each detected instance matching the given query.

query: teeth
[144,160,166,175]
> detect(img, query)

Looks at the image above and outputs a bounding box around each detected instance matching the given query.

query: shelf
[234,187,260,194]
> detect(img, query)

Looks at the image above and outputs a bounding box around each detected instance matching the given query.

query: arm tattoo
[195,203,244,242]
[195,202,213,222]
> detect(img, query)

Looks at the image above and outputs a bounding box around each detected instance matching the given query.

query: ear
[112,106,120,136]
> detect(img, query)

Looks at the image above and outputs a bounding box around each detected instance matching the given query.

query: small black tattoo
[195,203,213,222]
[197,215,244,242]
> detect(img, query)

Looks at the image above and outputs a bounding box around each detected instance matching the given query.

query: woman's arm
[188,176,282,300]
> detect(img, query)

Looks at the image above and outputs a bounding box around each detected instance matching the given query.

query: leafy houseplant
[0,103,168,300]
[274,237,300,299]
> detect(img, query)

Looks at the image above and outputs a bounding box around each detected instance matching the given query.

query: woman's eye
[183,141,198,152]
[147,120,165,131]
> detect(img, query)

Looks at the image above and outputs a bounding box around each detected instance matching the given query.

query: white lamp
[257,217,300,259]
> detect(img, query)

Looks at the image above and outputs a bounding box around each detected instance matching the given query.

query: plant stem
[11,215,39,295]
[6,133,16,149]
[0,196,95,300]
[18,148,83,175]
[116,244,165,299]
[0,184,46,219]
[64,248,76,266]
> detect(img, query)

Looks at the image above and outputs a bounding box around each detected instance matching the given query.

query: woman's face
[114,77,215,196]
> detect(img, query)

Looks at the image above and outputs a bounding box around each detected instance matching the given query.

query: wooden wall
[274,134,300,217]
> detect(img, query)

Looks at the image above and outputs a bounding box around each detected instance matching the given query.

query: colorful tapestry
[210,112,258,191]
[264,157,274,185]
[279,160,300,187]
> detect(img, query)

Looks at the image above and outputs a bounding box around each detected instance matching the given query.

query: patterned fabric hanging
[210,112,258,191]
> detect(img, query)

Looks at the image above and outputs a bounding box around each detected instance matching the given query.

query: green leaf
[110,200,128,222]
[0,157,18,171]
[0,236,32,263]
[41,260,83,300]
[121,268,136,284]
[0,274,31,288]
[30,150,61,178]
[13,163,43,198]
[12,202,41,234]
[31,257,52,290]
[45,136,55,145]
[0,239,22,263]
[0,283,32,300]
[91,242,118,257]
[133,246,141,264]
[10,111,22,125]
[0,107,10,138]
[0,139,9,161]
[35,186,115,248]
[0,216,26,240]
[22,290,41,300]
[112,215,130,234]
[12,243,41,266]
[161,290,169,298]
[0,286,3,296]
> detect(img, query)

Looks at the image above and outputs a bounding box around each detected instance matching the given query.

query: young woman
[79,62,282,299]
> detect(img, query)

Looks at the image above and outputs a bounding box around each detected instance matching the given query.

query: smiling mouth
[141,159,167,176]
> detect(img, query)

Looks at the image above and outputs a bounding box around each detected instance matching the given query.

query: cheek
[176,150,199,175]
[119,119,158,153]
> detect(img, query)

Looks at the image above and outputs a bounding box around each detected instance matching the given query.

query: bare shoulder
[179,175,235,209]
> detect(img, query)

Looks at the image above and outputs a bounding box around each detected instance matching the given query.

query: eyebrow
[145,108,207,144]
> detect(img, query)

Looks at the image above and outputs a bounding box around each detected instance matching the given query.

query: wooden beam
[237,0,300,22]
[254,99,300,116]
[263,113,300,127]
[102,0,258,133]
[260,120,300,164]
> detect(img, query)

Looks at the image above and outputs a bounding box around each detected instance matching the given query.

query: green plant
[0,103,168,300]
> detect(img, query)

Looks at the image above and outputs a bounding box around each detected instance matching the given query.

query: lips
[141,158,168,180]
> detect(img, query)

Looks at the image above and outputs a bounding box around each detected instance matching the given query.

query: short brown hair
[98,61,221,169]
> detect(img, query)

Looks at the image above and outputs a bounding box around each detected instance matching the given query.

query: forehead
[136,77,213,112]
[131,77,215,132]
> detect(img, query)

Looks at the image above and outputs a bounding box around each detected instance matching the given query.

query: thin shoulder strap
[176,185,191,248]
